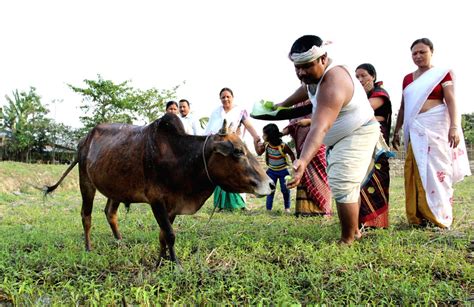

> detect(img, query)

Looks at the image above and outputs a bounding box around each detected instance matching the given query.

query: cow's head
[207,120,274,196]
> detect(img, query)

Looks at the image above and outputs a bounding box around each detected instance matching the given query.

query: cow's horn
[218,119,228,135]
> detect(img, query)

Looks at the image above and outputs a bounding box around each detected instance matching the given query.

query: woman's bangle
[449,126,458,130]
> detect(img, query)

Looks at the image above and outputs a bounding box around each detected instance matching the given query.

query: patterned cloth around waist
[300,145,331,214]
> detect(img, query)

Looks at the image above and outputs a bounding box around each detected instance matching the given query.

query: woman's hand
[253,137,265,155]
[362,81,374,93]
[391,133,400,151]
[286,159,307,189]
[448,127,460,148]
[253,137,262,147]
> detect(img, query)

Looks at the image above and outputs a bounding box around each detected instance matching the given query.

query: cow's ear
[213,141,233,156]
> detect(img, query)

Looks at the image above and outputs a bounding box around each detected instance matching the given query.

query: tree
[48,122,81,150]
[45,122,80,163]
[133,85,181,124]
[68,74,137,130]
[2,87,50,161]
[461,113,474,145]
[69,75,183,129]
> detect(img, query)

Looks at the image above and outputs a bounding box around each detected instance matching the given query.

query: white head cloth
[289,41,332,64]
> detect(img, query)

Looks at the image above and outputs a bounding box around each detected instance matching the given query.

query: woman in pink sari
[392,38,471,228]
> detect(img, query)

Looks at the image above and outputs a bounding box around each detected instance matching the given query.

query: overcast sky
[1,0,473,136]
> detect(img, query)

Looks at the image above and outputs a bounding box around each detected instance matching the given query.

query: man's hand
[286,159,307,189]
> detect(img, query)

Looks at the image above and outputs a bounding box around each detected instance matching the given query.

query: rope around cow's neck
[202,134,218,225]
[202,134,214,185]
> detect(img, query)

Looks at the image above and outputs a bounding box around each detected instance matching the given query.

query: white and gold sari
[403,67,471,228]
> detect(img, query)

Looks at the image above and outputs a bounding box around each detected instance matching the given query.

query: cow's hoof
[156,255,170,267]
[114,239,124,248]
[174,262,183,272]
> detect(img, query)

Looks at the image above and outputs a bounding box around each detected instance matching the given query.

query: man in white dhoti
[276,35,383,245]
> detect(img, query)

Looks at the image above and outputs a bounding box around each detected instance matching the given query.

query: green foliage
[46,122,80,150]
[68,75,137,130]
[1,88,51,161]
[1,89,80,162]
[0,162,472,305]
[461,113,474,144]
[69,75,182,129]
[199,117,209,130]
[1,77,182,162]
[134,84,181,124]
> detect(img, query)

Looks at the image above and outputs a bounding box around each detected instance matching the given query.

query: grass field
[0,161,472,305]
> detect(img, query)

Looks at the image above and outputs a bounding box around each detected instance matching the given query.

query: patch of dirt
[0,289,13,305]
[0,177,19,194]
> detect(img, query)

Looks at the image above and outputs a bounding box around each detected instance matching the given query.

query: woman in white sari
[392,38,471,228]
[205,87,261,210]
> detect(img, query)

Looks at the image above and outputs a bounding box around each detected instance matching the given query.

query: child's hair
[263,123,283,146]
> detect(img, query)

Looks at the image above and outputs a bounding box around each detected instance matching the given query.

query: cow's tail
[43,158,79,196]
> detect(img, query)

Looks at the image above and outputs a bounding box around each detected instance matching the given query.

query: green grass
[0,161,472,305]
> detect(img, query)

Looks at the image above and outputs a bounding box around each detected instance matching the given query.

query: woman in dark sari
[355,63,392,228]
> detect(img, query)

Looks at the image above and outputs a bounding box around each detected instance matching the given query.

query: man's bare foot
[337,238,355,246]
[354,229,363,240]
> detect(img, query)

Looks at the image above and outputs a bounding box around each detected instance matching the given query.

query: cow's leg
[79,174,96,251]
[150,203,178,264]
[159,229,167,260]
[104,199,122,240]
[158,214,176,261]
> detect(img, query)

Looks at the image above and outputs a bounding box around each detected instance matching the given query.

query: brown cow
[45,113,274,264]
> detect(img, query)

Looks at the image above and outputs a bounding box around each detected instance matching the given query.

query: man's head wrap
[289,41,332,65]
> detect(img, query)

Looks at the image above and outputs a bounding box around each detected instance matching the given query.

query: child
[255,123,296,212]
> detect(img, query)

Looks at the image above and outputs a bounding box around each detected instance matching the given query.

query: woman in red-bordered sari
[355,63,392,228]
[392,38,471,228]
